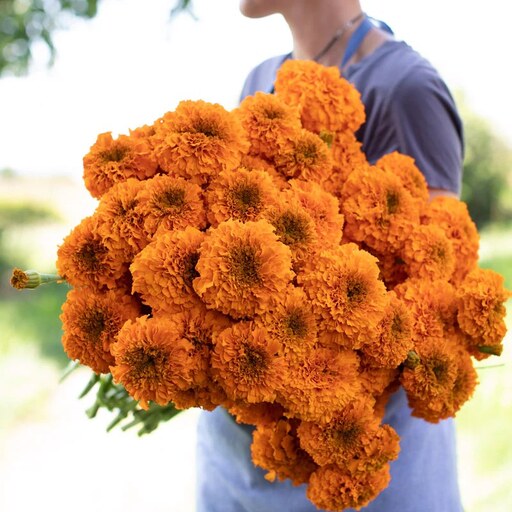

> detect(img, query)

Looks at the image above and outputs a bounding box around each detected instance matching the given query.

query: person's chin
[239,0,277,19]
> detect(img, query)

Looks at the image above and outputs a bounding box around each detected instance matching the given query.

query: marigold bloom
[401,224,456,282]
[234,91,302,159]
[298,244,389,349]
[130,226,205,314]
[159,307,231,410]
[288,179,344,246]
[323,133,369,200]
[83,131,158,199]
[153,100,249,186]
[272,129,334,183]
[110,316,195,410]
[240,154,287,189]
[360,292,414,368]
[357,361,400,417]
[211,321,285,403]
[193,220,294,319]
[376,152,429,205]
[264,196,318,267]
[369,248,408,290]
[421,196,479,285]
[135,174,207,237]
[251,419,318,485]
[56,215,128,291]
[340,165,420,253]
[60,288,141,374]
[298,398,400,471]
[401,335,459,410]
[95,178,149,259]
[281,347,360,423]
[406,338,478,422]
[229,400,285,427]
[256,286,318,356]
[307,463,391,512]
[456,268,511,357]
[205,167,280,227]
[394,278,457,343]
[129,123,158,152]
[274,59,365,135]
[165,306,231,386]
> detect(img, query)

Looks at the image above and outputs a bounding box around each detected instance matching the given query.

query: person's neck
[285,2,363,65]
[284,2,392,68]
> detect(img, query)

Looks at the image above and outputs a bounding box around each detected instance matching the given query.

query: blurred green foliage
[0,0,99,76]
[0,0,194,76]
[459,96,512,230]
[0,199,60,275]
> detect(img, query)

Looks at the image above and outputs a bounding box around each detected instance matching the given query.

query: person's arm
[390,65,464,198]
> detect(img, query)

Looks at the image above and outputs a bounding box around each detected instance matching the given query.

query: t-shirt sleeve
[390,68,463,195]
[239,54,290,102]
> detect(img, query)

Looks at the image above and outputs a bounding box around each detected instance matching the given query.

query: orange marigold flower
[83,131,158,199]
[211,321,285,403]
[159,307,231,410]
[263,195,318,268]
[57,215,128,291]
[274,59,365,135]
[406,337,478,422]
[135,174,207,237]
[456,268,511,357]
[401,224,456,281]
[205,167,280,227]
[394,278,457,343]
[228,400,285,427]
[273,128,333,183]
[153,100,249,186]
[240,154,288,189]
[298,398,400,472]
[401,335,459,410]
[360,292,414,368]
[256,285,318,356]
[357,360,400,413]
[130,226,205,314]
[95,178,149,260]
[281,347,360,423]
[340,165,420,253]
[288,179,344,246]
[376,151,429,205]
[129,123,158,152]
[110,315,195,410]
[421,196,479,285]
[323,133,369,200]
[234,91,302,160]
[251,419,318,485]
[60,288,141,374]
[306,463,391,512]
[298,244,389,349]
[193,220,294,319]
[368,248,408,290]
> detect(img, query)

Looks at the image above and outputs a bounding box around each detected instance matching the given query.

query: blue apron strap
[341,14,394,68]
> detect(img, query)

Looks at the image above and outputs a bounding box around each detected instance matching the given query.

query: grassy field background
[1,175,511,512]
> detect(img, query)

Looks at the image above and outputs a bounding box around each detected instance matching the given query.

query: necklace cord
[313,11,365,62]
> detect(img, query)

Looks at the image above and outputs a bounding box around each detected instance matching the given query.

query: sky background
[0,0,510,182]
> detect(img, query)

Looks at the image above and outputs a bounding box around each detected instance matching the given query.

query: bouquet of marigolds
[11,59,511,511]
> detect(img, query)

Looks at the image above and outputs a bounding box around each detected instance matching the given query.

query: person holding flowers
[196,1,465,511]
